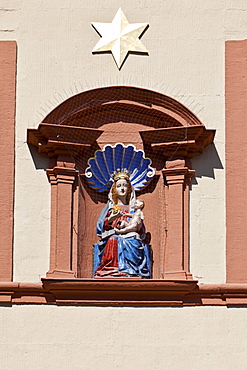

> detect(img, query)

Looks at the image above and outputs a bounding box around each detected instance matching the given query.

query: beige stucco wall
[0,0,247,281]
[0,305,247,370]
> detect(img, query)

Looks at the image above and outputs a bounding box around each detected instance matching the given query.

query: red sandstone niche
[27,86,214,280]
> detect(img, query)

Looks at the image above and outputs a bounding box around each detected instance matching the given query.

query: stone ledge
[1,280,247,306]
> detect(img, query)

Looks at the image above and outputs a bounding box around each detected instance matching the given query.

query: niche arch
[28,86,215,281]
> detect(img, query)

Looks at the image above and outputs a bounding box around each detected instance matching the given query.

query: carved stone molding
[27,123,103,158]
[1,281,247,306]
[42,278,198,305]
[140,125,215,158]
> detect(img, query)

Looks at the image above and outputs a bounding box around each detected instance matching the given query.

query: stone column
[46,161,78,278]
[162,159,194,280]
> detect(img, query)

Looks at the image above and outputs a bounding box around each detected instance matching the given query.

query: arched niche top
[27,86,215,159]
[42,86,203,128]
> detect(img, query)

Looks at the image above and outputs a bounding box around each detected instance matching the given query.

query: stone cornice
[1,280,247,306]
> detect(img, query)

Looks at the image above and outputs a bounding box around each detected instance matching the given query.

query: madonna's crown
[113,171,130,182]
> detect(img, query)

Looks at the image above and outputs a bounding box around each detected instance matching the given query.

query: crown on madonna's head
[113,171,130,182]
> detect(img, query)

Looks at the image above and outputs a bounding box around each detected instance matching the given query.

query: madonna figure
[93,172,151,277]
[85,143,154,278]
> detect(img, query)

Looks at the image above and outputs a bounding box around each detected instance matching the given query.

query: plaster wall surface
[0,305,247,370]
[0,0,246,281]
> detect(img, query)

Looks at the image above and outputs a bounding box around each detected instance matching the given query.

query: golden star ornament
[92,8,149,69]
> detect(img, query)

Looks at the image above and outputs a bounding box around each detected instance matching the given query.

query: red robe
[94,206,130,277]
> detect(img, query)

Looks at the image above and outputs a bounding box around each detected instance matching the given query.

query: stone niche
[27,86,215,282]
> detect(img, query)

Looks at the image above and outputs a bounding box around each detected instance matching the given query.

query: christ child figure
[115,199,145,235]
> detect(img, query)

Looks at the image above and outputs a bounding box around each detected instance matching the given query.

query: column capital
[162,167,195,185]
[47,166,78,185]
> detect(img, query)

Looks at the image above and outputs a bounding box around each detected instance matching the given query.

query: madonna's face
[115,179,128,198]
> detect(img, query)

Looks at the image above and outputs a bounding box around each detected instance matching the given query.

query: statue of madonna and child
[85,143,155,278]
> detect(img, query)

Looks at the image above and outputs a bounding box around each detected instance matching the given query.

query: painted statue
[85,143,155,278]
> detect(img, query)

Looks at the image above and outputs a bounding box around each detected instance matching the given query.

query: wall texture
[1,305,247,370]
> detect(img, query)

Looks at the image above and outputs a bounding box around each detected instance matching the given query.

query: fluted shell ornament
[85,143,155,192]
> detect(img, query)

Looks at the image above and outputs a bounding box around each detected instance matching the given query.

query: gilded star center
[92,8,149,69]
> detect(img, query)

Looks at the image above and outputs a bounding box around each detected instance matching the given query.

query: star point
[92,8,149,69]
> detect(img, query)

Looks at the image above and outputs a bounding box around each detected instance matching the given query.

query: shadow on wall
[191,143,223,185]
[28,144,50,170]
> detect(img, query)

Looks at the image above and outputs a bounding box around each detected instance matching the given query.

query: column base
[46,269,76,278]
[163,271,193,280]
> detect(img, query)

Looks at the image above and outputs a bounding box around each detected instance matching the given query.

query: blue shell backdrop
[85,143,155,192]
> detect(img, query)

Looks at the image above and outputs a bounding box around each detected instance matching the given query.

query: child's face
[134,200,143,210]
